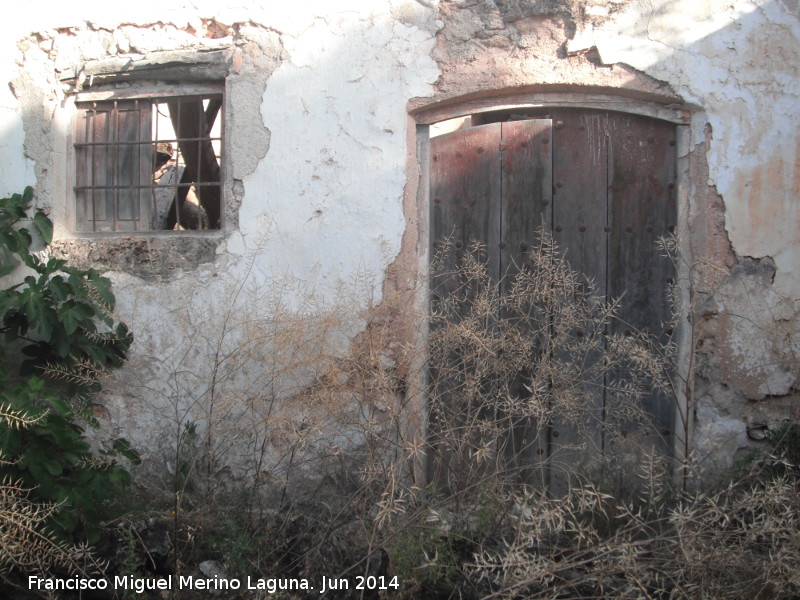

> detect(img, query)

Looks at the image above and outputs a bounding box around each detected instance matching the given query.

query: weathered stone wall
[427,0,677,102]
[1,0,797,486]
[416,0,799,471]
[580,0,800,469]
[2,2,441,493]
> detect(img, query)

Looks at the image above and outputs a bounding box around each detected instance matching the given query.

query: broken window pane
[74,94,222,232]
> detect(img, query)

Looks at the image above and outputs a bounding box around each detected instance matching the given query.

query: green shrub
[0,187,131,385]
[0,187,139,545]
[0,375,139,543]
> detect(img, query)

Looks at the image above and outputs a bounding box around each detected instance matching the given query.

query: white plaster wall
[237,7,439,304]
[0,59,34,197]
[4,0,798,476]
[0,26,36,196]
[3,0,441,474]
[572,0,800,296]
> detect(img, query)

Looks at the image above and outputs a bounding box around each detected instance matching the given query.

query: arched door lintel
[412,89,693,127]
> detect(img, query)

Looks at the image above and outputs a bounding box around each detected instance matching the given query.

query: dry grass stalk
[110,230,798,599]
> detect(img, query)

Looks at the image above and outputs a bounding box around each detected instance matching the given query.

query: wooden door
[429,110,677,490]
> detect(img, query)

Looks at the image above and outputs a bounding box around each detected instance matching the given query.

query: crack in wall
[5,0,797,477]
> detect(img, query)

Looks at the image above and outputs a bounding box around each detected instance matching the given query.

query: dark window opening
[74,94,222,232]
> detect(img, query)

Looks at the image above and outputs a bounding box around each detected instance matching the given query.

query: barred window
[74,91,223,232]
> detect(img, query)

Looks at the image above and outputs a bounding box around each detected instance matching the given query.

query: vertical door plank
[429,123,502,490]
[551,109,609,296]
[607,113,677,454]
[429,121,502,333]
[430,123,502,281]
[500,119,553,276]
[549,109,610,492]
[499,119,553,483]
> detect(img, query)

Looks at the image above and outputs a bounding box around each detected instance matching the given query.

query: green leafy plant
[0,376,138,543]
[0,187,131,387]
[0,187,139,545]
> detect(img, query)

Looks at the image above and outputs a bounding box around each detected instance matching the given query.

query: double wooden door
[429,109,677,487]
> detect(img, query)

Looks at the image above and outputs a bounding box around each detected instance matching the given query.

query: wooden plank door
[429,123,503,491]
[428,110,676,490]
[548,109,611,491]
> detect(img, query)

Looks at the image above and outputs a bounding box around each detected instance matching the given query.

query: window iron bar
[75,136,221,148]
[76,95,222,232]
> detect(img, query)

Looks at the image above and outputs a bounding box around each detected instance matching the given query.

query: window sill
[49,235,221,280]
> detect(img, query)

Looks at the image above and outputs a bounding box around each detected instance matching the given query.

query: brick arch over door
[428,108,677,488]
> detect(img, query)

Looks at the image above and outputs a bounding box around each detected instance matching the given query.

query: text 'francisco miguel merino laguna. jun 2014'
[29,574,402,594]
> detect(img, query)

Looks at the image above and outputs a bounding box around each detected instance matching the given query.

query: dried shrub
[0,477,72,577]
[117,229,798,600]
[470,457,800,599]
[426,234,671,497]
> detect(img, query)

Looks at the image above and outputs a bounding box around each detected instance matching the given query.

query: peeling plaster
[713,257,798,399]
[48,237,219,281]
[240,9,439,305]
[574,0,800,283]
[427,0,679,109]
[2,0,798,479]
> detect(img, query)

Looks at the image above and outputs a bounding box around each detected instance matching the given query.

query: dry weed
[111,230,797,599]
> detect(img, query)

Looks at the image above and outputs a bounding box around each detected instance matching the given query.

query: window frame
[70,82,225,234]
